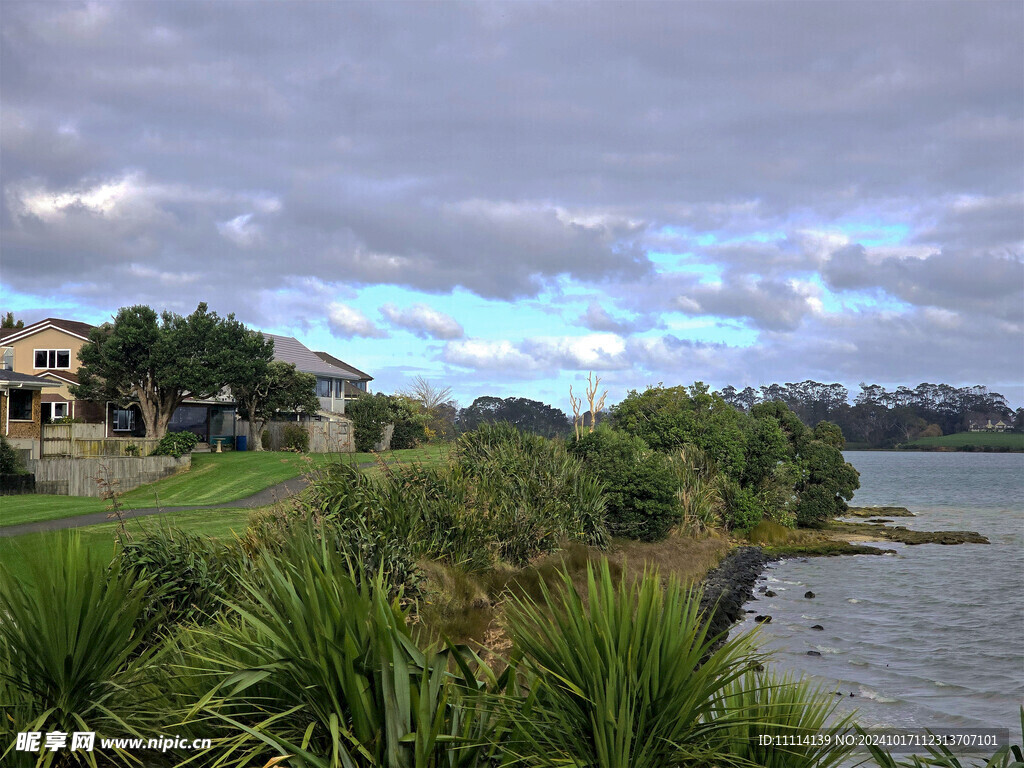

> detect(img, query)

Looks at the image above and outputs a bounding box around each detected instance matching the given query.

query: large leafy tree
[456,396,571,438]
[72,303,247,440]
[231,360,319,451]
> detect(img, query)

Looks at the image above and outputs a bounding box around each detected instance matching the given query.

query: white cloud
[327,302,386,338]
[217,213,261,247]
[443,339,536,370]
[380,302,464,339]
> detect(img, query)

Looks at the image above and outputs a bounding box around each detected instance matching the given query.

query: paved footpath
[0,475,320,538]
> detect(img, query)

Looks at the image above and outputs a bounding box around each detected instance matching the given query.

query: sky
[2,1,1022,409]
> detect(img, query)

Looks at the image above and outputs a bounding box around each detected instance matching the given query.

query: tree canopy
[456,396,571,438]
[72,303,255,440]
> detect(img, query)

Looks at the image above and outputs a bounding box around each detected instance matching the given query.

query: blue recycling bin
[236,435,247,451]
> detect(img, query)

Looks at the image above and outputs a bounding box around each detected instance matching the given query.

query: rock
[847,506,914,517]
[804,591,815,599]
[745,609,756,613]
[754,615,771,624]
[765,590,777,597]
[697,547,771,650]
[807,650,822,656]
[811,624,824,631]
[758,585,767,593]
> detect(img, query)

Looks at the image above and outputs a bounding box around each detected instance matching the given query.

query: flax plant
[0,535,158,768]
[705,670,857,768]
[500,559,763,768]
[175,534,501,768]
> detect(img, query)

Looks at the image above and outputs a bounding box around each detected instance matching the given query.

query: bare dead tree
[569,385,584,440]
[402,375,454,411]
[585,372,608,433]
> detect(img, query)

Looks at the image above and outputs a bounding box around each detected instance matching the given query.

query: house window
[9,390,33,421]
[112,408,135,431]
[1,348,12,370]
[43,402,68,422]
[33,349,71,369]
[316,377,332,397]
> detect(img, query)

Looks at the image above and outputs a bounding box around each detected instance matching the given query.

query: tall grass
[0,535,157,767]
[501,559,762,768]
[666,445,723,534]
[172,534,500,768]
[284,423,608,575]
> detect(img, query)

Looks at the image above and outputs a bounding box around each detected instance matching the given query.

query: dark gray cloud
[2,1,1021,397]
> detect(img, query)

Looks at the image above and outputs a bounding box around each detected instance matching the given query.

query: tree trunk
[248,417,264,451]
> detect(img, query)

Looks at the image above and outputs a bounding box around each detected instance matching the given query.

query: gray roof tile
[261,333,359,379]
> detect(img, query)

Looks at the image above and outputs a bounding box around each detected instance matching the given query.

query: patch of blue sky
[0,286,112,326]
[799,273,911,314]
[658,317,757,347]
[836,221,910,247]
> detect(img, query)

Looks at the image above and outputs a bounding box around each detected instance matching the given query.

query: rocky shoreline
[699,546,771,643]
[699,509,991,644]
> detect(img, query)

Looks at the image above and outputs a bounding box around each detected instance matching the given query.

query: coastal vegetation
[1,393,1016,767]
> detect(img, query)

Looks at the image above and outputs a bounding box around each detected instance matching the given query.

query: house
[262,333,367,415]
[0,316,236,444]
[0,318,104,423]
[0,369,60,460]
[314,350,372,398]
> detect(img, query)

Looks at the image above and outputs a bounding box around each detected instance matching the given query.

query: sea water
[736,451,1024,740]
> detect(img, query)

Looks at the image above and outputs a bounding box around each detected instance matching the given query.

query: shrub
[118,526,237,627]
[281,422,309,452]
[0,535,158,767]
[347,392,394,451]
[151,430,200,457]
[124,442,141,457]
[294,425,608,574]
[569,426,679,541]
[0,435,23,474]
[260,429,271,450]
[719,478,764,532]
[172,535,497,768]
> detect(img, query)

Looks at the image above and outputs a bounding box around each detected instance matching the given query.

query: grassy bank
[901,431,1023,451]
[0,506,255,583]
[0,445,448,528]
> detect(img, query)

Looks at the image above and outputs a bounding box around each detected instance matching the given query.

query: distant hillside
[901,432,1024,451]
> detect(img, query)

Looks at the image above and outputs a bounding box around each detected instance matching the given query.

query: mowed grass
[0,506,255,584]
[903,431,1023,450]
[0,445,451,528]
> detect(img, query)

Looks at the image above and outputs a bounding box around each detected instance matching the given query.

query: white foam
[858,686,898,704]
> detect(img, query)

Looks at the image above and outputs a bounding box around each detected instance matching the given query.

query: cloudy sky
[2,1,1022,408]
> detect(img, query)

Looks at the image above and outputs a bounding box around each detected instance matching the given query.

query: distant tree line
[717,381,1022,447]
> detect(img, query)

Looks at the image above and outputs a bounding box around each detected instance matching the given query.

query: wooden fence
[41,424,160,458]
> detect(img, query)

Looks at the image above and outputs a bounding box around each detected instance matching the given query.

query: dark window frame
[9,390,34,421]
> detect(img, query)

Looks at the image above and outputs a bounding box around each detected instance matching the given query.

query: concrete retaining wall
[27,455,191,497]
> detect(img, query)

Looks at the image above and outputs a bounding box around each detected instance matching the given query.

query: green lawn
[1,445,450,528]
[902,431,1024,450]
[0,507,255,584]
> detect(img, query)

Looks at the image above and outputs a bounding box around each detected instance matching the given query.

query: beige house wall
[4,327,89,401]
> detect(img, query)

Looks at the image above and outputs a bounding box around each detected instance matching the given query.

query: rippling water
[736,451,1024,740]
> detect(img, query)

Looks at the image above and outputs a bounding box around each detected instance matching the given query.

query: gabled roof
[38,369,80,385]
[261,333,359,379]
[0,317,95,344]
[0,370,61,388]
[313,350,373,381]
